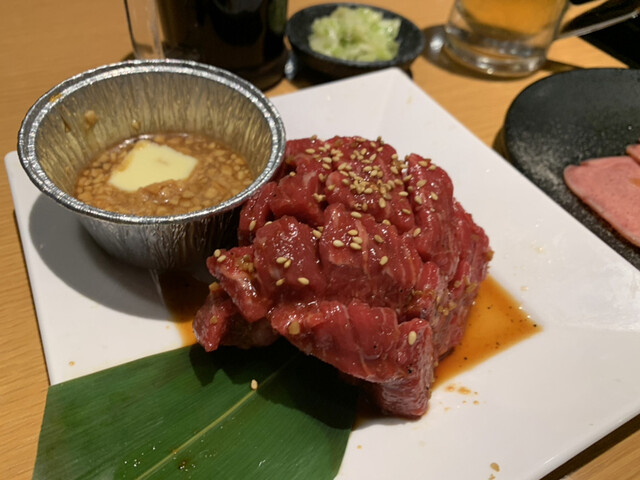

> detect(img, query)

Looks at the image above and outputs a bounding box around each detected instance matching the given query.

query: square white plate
[6,68,640,480]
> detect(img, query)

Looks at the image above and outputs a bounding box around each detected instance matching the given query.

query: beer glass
[443,0,639,76]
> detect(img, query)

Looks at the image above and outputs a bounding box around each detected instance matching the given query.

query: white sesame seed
[251,379,258,390]
[288,321,301,335]
[214,249,221,257]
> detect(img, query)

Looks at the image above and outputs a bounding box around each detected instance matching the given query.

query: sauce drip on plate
[157,271,209,345]
[434,276,539,387]
[159,273,540,385]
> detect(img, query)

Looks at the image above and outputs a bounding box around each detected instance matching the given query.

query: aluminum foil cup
[18,59,286,270]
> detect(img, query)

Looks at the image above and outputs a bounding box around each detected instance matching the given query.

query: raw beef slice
[193,136,492,417]
[564,152,640,247]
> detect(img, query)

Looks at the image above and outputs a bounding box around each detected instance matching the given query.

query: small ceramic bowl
[286,3,425,79]
[18,60,286,270]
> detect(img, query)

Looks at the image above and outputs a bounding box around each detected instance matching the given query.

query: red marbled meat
[193,136,492,417]
[564,153,640,248]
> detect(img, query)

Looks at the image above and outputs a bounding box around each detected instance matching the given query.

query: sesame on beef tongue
[194,136,491,417]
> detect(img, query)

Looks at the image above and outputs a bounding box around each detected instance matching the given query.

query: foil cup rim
[17,59,286,226]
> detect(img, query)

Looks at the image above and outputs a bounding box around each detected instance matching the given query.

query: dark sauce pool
[157,270,208,345]
[433,276,540,387]
[159,273,540,408]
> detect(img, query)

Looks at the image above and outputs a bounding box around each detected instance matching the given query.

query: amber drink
[444,0,567,76]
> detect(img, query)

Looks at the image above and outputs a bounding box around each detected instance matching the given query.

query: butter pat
[108,140,198,192]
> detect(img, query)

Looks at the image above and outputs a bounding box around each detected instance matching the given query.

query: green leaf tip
[34,340,358,479]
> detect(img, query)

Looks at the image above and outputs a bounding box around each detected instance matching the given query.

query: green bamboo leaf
[34,340,358,479]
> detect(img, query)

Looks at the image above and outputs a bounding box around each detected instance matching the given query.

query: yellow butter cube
[108,140,198,192]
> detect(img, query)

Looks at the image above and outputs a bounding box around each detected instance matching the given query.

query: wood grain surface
[1,1,637,478]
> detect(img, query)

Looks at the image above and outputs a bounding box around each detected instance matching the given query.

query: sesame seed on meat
[195,136,492,419]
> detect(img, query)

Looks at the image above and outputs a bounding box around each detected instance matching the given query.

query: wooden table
[1,1,638,478]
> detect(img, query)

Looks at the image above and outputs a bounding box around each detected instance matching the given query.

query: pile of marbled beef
[193,136,492,418]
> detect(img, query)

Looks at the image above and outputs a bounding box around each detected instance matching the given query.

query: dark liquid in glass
[157,0,288,90]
